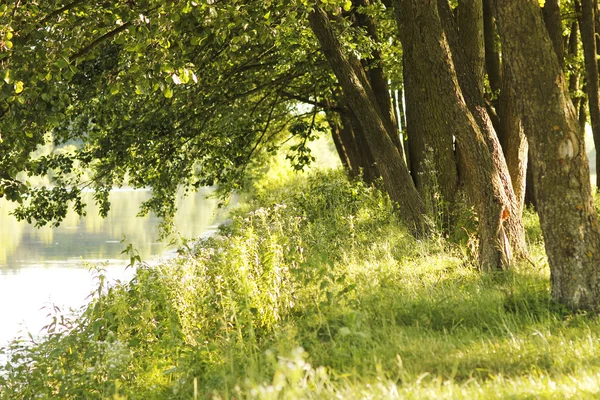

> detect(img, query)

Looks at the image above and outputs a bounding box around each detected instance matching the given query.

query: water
[0,188,232,348]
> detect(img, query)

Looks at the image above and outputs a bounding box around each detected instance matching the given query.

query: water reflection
[0,188,232,347]
[0,188,228,267]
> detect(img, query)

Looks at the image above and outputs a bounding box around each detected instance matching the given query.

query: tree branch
[39,0,87,25]
[69,21,132,61]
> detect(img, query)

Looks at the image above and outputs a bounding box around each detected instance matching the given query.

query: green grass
[2,169,600,399]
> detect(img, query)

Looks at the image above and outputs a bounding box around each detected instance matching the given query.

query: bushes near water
[2,169,600,399]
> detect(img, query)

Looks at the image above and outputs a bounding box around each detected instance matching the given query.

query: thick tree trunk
[457,0,485,94]
[353,0,404,155]
[580,0,600,189]
[437,0,527,259]
[542,0,564,66]
[309,6,427,235]
[403,50,459,222]
[395,0,519,269]
[495,0,600,311]
[498,65,528,215]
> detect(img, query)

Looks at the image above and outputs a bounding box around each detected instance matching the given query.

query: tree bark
[498,65,529,215]
[395,0,520,269]
[437,0,527,259]
[403,50,459,224]
[457,0,485,94]
[580,0,600,189]
[495,0,600,311]
[568,19,581,124]
[327,111,354,172]
[483,0,501,94]
[353,0,404,155]
[309,6,427,235]
[340,107,381,183]
[542,0,564,66]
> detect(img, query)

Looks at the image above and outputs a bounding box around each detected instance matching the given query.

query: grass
[1,168,600,399]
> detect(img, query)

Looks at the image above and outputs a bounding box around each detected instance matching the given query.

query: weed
[2,169,599,399]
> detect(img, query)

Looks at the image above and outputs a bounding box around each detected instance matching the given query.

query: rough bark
[395,0,519,269]
[340,108,381,183]
[353,0,403,154]
[498,65,528,215]
[495,0,600,311]
[438,0,527,259]
[457,0,485,94]
[542,0,564,66]
[403,50,459,221]
[580,0,600,189]
[595,0,600,63]
[309,6,427,235]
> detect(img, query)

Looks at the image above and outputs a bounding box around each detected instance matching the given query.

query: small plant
[2,169,597,399]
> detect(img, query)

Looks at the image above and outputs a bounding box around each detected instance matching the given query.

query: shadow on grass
[288,261,600,386]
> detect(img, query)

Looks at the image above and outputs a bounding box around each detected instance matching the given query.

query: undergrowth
[1,169,599,399]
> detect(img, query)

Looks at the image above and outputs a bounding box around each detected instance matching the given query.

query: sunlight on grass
[2,169,599,399]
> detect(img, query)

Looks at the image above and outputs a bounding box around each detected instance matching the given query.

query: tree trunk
[498,65,529,215]
[327,111,354,173]
[437,0,527,259]
[340,107,381,183]
[395,0,519,269]
[457,0,485,94]
[309,6,427,235]
[580,0,600,189]
[392,90,410,167]
[542,0,564,66]
[353,0,404,155]
[403,50,459,224]
[568,19,581,124]
[495,0,600,311]
[483,0,501,94]
[396,88,412,169]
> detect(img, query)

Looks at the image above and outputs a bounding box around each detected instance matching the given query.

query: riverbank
[2,169,600,399]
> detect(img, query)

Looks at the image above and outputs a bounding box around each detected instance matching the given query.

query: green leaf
[14,81,24,94]
[54,59,69,69]
[163,86,173,98]
[109,84,120,95]
[3,69,11,84]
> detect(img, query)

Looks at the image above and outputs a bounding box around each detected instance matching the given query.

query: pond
[0,188,233,349]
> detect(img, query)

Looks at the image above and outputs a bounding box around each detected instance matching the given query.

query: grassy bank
[2,169,600,399]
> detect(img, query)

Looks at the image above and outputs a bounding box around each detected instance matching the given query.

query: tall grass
[1,169,599,399]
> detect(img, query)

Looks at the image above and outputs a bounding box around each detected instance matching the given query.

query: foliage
[2,170,600,399]
[1,0,371,230]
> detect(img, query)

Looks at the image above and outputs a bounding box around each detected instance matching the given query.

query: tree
[579,0,600,189]
[4,0,600,308]
[1,1,337,228]
[308,5,428,235]
[495,0,600,310]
